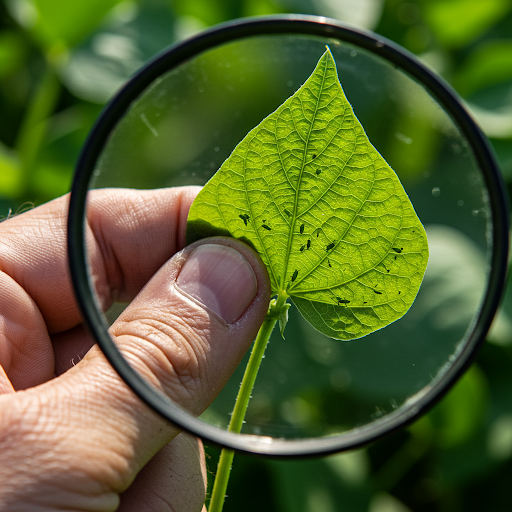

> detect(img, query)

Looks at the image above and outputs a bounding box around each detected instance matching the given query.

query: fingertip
[176,244,258,324]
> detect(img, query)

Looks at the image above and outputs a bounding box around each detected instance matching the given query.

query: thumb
[0,237,270,511]
[111,236,271,417]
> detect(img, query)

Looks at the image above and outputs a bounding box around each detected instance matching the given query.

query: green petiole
[208,292,288,512]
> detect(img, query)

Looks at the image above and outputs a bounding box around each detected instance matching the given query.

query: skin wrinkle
[1,401,119,507]
[146,491,176,512]
[2,351,150,488]
[112,310,211,413]
[117,332,201,406]
[59,370,156,490]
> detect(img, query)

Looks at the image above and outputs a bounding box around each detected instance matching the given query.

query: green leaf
[187,48,428,340]
[32,0,125,49]
[278,302,291,339]
[423,0,511,48]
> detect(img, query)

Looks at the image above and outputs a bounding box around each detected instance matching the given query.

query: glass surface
[84,33,493,444]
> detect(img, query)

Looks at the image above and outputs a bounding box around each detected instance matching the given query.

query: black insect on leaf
[316,169,321,175]
[300,223,305,235]
[284,209,291,217]
[392,247,403,254]
[326,241,336,251]
[291,269,298,282]
[262,224,272,231]
[374,290,382,295]
[328,259,332,268]
[312,154,317,159]
[334,297,350,306]
[300,245,305,252]
[239,213,249,226]
[307,239,311,250]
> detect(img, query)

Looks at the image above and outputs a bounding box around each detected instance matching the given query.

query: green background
[1,0,512,510]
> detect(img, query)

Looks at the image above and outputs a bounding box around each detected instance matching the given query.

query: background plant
[1,0,512,510]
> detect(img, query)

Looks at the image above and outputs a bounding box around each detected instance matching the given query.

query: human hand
[0,187,271,511]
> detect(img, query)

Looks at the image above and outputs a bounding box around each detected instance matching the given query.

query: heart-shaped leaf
[187,48,429,340]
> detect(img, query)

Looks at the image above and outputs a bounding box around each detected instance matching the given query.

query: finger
[0,187,198,388]
[0,186,200,334]
[0,269,54,390]
[118,433,206,512]
[0,237,271,510]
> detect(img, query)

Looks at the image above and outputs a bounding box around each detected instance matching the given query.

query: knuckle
[111,312,212,413]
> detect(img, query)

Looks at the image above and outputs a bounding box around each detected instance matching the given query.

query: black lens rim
[68,14,509,457]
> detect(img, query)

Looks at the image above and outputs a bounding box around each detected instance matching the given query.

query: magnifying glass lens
[70,20,508,456]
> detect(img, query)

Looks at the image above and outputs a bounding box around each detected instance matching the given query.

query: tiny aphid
[300,223,305,235]
[291,269,298,282]
[374,290,382,295]
[392,247,403,254]
[262,224,271,231]
[328,259,332,268]
[316,169,321,176]
[334,297,350,306]
[300,245,305,252]
[307,239,311,249]
[312,154,317,159]
[326,242,335,251]
[239,214,249,226]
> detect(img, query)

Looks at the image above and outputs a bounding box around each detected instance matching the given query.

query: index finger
[0,186,201,334]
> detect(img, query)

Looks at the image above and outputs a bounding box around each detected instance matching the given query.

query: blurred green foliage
[1,0,512,510]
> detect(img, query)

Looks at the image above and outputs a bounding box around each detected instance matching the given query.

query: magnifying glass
[67,14,509,457]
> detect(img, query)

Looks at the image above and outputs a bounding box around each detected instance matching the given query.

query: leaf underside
[187,48,429,340]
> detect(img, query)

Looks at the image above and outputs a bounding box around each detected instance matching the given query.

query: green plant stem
[15,60,60,197]
[208,293,287,512]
